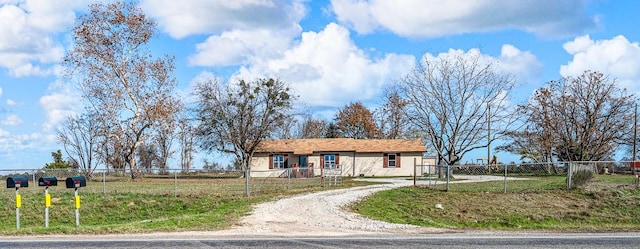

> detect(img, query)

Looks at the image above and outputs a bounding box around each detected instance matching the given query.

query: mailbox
[6,176,29,188]
[65,176,86,188]
[38,177,58,187]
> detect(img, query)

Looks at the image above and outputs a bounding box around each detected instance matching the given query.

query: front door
[299,156,308,168]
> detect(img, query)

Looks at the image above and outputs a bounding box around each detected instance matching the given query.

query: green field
[0,176,374,235]
[351,174,640,231]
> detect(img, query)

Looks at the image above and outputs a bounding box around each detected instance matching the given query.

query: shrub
[570,170,594,189]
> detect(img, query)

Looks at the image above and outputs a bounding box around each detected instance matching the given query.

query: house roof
[255,138,427,155]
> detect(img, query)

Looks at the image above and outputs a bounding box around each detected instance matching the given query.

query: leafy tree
[399,51,516,165]
[63,2,180,178]
[44,150,71,169]
[325,122,341,138]
[194,78,295,171]
[507,71,635,161]
[334,102,379,139]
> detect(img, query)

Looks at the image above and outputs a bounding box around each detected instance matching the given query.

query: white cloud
[419,47,541,106]
[6,99,19,106]
[0,128,43,154]
[189,28,298,67]
[235,23,415,107]
[560,35,640,91]
[140,0,307,39]
[39,81,82,131]
[0,1,88,77]
[496,44,542,85]
[330,0,597,38]
[2,114,23,126]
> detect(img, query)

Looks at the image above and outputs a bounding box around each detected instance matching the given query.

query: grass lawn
[350,174,640,231]
[0,177,376,235]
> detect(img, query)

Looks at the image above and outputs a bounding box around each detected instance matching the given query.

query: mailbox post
[38,177,58,228]
[7,176,29,229]
[66,176,86,227]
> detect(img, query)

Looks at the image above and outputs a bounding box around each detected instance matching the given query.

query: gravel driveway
[214,175,510,237]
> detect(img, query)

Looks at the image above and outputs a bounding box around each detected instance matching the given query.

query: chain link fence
[414,161,640,192]
[0,167,344,198]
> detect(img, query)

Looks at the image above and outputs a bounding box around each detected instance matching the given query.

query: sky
[0,0,639,170]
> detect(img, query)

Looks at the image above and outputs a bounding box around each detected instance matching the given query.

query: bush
[570,170,594,189]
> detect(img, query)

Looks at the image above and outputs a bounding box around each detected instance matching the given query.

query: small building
[250,138,427,177]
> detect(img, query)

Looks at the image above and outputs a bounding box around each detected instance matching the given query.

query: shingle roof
[255,138,426,155]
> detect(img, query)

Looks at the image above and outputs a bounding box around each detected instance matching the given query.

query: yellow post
[75,195,81,209]
[45,194,51,208]
[16,194,21,208]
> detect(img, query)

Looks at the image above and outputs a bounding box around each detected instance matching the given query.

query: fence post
[174,170,178,198]
[245,169,250,197]
[32,170,37,193]
[446,164,450,192]
[503,163,507,193]
[102,171,106,195]
[413,158,417,187]
[287,168,291,190]
[567,162,573,191]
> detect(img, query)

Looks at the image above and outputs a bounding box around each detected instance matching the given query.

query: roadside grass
[351,174,640,231]
[0,177,376,235]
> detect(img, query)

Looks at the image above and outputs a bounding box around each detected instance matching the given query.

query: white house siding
[353,153,421,177]
[249,152,423,177]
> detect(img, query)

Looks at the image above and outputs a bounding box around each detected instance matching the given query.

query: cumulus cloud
[189,28,297,67]
[39,81,82,131]
[560,35,640,92]
[0,0,88,77]
[330,0,598,38]
[2,114,23,126]
[234,23,415,107]
[0,128,41,151]
[140,0,307,39]
[422,46,542,83]
[496,44,543,85]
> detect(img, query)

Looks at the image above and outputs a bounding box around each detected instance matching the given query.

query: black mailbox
[6,176,29,188]
[38,177,58,187]
[65,176,86,188]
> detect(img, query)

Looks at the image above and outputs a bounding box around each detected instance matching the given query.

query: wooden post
[413,157,417,187]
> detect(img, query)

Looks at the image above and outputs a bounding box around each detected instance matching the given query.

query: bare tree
[57,112,102,178]
[137,143,158,173]
[298,116,328,138]
[399,51,516,166]
[496,127,551,163]
[513,71,635,161]
[194,78,295,171]
[334,102,379,139]
[63,2,180,179]
[152,101,183,173]
[375,87,409,139]
[177,117,196,172]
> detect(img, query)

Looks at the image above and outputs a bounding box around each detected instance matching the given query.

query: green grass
[351,174,640,231]
[0,177,376,235]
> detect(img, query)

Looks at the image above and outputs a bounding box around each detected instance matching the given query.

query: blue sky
[0,0,639,169]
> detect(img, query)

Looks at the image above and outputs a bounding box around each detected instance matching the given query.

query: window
[384,153,400,168]
[273,154,285,169]
[388,154,397,167]
[324,154,336,168]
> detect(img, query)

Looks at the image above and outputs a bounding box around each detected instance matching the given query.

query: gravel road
[214,175,510,237]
